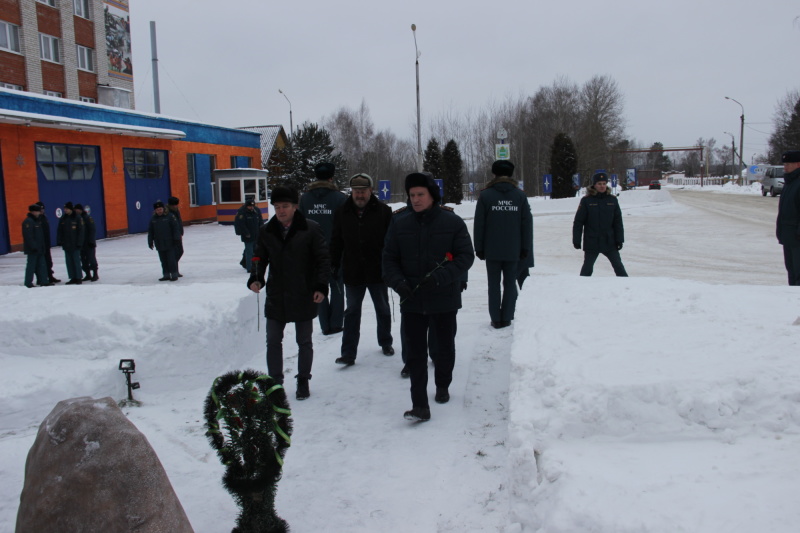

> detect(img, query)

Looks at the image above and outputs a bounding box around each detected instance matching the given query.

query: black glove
[476,251,485,260]
[573,243,581,250]
[418,274,437,292]
[461,281,468,292]
[520,250,529,260]
[395,283,413,301]
[617,243,623,251]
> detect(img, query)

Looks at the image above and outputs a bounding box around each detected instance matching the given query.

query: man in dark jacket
[36,201,60,283]
[330,173,394,366]
[573,172,628,277]
[776,150,800,285]
[22,204,50,288]
[56,201,85,285]
[74,204,99,282]
[299,162,347,335]
[473,160,533,329]
[383,172,474,422]
[248,186,330,401]
[147,201,181,281]
[234,200,263,273]
[167,197,184,276]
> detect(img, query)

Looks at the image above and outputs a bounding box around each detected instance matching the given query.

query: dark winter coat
[56,212,85,252]
[383,205,474,314]
[80,212,97,248]
[147,211,181,251]
[298,181,347,244]
[22,213,47,255]
[248,210,331,323]
[330,194,393,286]
[573,187,624,253]
[234,206,263,243]
[776,167,800,246]
[473,177,534,263]
[168,206,184,236]
[40,212,52,248]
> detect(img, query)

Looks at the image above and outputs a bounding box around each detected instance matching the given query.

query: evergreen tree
[645,142,672,171]
[785,98,800,152]
[441,139,464,204]
[549,133,578,199]
[278,122,347,191]
[423,138,442,179]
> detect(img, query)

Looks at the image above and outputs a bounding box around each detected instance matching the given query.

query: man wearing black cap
[167,197,184,276]
[383,172,475,422]
[473,160,533,329]
[776,150,800,285]
[234,199,263,273]
[298,162,347,335]
[330,173,394,366]
[56,202,85,284]
[73,204,98,282]
[248,186,331,400]
[22,204,51,288]
[147,201,181,281]
[35,201,60,283]
[573,172,628,277]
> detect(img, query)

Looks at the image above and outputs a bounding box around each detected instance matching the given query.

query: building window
[36,143,98,181]
[230,156,253,168]
[187,154,197,206]
[1,82,23,90]
[76,45,94,72]
[74,0,90,18]
[123,148,166,180]
[39,33,61,63]
[79,96,95,103]
[36,0,56,6]
[0,21,21,53]
[218,178,268,204]
[44,90,63,97]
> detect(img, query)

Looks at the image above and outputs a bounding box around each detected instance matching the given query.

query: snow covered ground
[1,184,798,532]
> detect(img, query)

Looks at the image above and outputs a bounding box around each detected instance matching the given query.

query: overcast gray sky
[129,0,799,165]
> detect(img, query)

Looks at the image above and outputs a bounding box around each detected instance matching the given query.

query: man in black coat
[56,201,85,285]
[147,201,181,281]
[299,162,347,335]
[74,204,99,282]
[573,172,628,277]
[22,204,50,288]
[330,173,394,366]
[248,186,330,401]
[234,200,263,273]
[167,196,184,276]
[776,150,800,285]
[473,160,533,329]
[383,172,474,422]
[35,201,60,283]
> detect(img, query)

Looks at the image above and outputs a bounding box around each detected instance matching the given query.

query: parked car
[761,166,784,197]
[649,180,661,190]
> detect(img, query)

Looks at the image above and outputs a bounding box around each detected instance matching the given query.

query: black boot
[296,376,310,400]
[91,270,99,281]
[82,272,92,281]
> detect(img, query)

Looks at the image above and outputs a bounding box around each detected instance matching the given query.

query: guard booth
[213,168,270,225]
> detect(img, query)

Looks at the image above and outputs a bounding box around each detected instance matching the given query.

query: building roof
[238,125,287,163]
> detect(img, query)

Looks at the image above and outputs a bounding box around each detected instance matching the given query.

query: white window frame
[0,21,21,53]
[1,82,23,90]
[73,0,90,19]
[36,0,56,6]
[44,90,62,97]
[76,44,94,72]
[39,33,61,63]
[79,96,95,103]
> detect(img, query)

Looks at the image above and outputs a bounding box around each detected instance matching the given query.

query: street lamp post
[411,24,422,172]
[279,89,293,141]
[723,131,736,181]
[725,96,745,184]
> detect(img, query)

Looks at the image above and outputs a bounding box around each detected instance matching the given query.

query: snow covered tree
[277,122,347,191]
[549,133,578,199]
[423,138,442,179]
[441,139,464,204]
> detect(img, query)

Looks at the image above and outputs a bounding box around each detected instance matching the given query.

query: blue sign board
[543,174,553,195]
[626,168,637,187]
[378,180,391,202]
[435,179,444,200]
[611,174,618,188]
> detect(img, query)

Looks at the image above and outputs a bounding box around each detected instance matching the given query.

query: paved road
[670,189,778,228]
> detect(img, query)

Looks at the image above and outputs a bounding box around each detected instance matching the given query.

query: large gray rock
[16,397,194,533]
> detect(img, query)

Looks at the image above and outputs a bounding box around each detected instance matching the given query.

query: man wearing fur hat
[56,201,85,284]
[73,204,98,282]
[147,201,181,282]
[330,173,394,366]
[383,172,475,422]
[22,204,50,288]
[776,150,800,285]
[35,201,60,283]
[473,160,533,329]
[573,172,628,277]
[249,186,331,400]
[299,162,347,335]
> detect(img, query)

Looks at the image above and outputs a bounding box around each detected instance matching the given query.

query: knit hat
[404,172,440,203]
[73,203,84,211]
[153,201,165,209]
[168,196,180,205]
[349,173,373,189]
[592,172,609,185]
[29,204,42,212]
[491,160,515,177]
[314,162,336,180]
[64,201,74,210]
[781,151,800,163]
[270,186,299,205]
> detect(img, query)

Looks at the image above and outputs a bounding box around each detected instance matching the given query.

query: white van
[761,166,784,197]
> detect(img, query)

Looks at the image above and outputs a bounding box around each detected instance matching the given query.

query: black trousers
[783,244,800,286]
[157,248,177,277]
[580,249,628,277]
[403,311,457,409]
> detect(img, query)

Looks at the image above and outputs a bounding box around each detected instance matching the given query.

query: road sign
[495,144,510,160]
[543,174,552,195]
[611,174,618,188]
[378,180,391,202]
[626,168,637,187]
[497,129,507,140]
[435,179,444,201]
